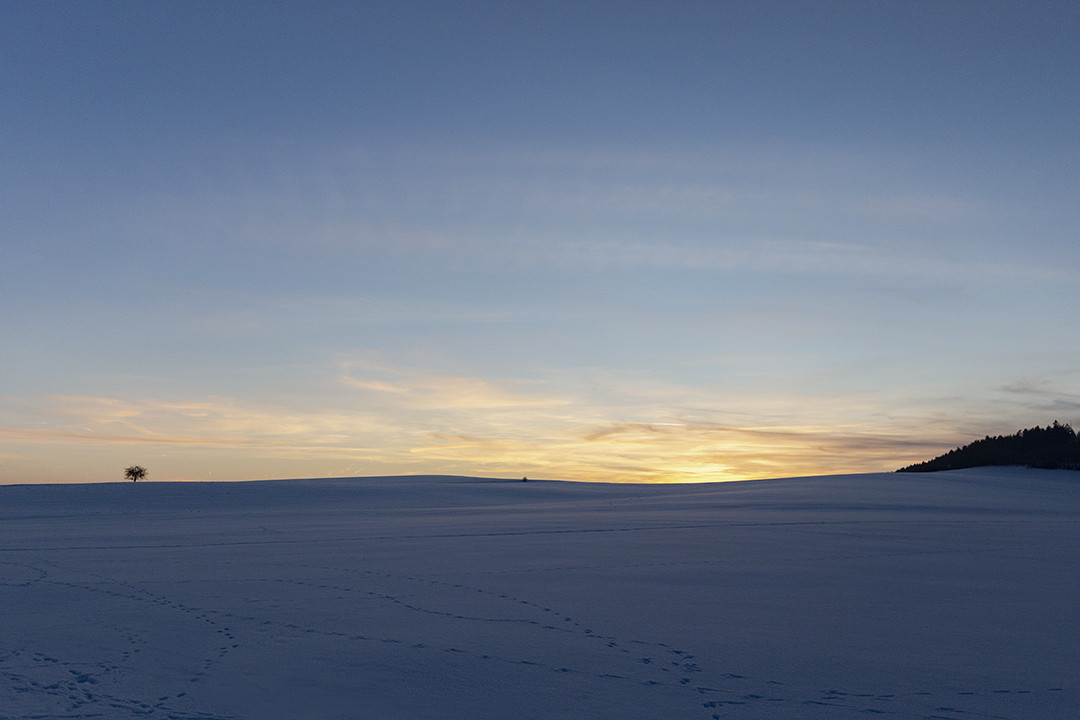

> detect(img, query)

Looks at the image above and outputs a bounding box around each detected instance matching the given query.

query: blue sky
[2,1,1079,483]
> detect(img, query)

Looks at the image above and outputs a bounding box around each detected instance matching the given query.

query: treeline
[897,422,1080,472]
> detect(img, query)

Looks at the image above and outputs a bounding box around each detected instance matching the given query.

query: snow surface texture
[1,468,1078,719]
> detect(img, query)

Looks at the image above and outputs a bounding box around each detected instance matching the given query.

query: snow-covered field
[2,468,1078,719]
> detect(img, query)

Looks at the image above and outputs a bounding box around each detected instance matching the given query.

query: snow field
[2,468,1079,719]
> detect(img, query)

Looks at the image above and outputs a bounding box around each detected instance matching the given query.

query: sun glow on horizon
[2,5,1078,486]
[0,370,981,485]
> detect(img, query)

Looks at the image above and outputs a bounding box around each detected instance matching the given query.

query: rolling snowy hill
[2,469,1078,719]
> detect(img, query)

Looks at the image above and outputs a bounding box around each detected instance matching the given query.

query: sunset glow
[2,3,1079,484]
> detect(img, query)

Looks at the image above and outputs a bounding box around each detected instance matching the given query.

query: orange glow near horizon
[0,378,958,485]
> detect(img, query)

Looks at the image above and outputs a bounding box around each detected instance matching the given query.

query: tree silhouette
[898,422,1080,472]
[125,465,147,482]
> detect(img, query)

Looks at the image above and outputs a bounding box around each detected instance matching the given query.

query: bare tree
[124,465,147,482]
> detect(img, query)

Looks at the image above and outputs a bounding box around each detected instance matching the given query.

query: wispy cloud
[1,394,393,455]
[1,381,928,483]
[402,414,953,483]
[3,357,1074,484]
[0,427,289,446]
[998,381,1080,414]
[337,359,571,410]
[120,141,1072,285]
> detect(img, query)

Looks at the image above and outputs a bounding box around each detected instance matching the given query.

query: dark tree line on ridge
[897,422,1080,472]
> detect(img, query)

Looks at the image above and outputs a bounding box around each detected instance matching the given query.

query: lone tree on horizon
[124,465,147,482]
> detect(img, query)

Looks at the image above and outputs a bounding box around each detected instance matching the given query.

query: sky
[2,0,1079,484]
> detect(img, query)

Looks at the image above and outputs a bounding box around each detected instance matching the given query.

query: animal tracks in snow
[0,561,47,587]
